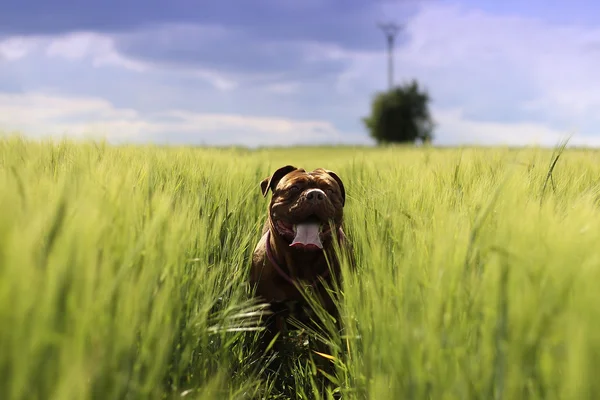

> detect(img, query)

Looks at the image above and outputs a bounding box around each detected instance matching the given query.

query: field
[1,136,600,399]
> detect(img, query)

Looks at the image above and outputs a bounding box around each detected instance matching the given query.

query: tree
[362,79,435,145]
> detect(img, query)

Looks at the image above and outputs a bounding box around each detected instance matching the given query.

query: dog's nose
[305,188,325,202]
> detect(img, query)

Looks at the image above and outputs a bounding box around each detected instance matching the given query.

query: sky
[1,0,599,147]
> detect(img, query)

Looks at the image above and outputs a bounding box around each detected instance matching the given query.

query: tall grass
[1,136,600,399]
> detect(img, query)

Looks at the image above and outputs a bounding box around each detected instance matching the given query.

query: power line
[377,22,402,90]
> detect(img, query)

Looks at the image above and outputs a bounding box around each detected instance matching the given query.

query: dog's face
[260,165,346,251]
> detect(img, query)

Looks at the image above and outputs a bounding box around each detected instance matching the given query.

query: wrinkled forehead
[278,169,335,188]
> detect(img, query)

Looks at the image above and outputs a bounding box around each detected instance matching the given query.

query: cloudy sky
[0,0,599,147]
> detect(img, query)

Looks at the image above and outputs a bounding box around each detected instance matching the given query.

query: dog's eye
[289,185,300,192]
[325,188,334,196]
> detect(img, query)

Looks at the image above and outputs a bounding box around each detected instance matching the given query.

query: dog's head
[260,165,346,251]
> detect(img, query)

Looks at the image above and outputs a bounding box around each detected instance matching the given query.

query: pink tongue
[290,223,323,249]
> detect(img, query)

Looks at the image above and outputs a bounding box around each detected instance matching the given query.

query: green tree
[363,79,435,145]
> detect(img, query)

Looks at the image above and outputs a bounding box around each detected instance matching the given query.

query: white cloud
[0,93,148,141]
[264,81,300,94]
[184,68,238,91]
[0,36,42,61]
[398,3,600,119]
[0,93,138,119]
[0,92,350,147]
[432,107,578,146]
[0,32,148,71]
[45,31,149,71]
[1,32,237,91]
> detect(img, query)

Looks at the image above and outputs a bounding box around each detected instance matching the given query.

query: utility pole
[378,22,402,90]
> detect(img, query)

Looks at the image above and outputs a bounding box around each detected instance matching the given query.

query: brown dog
[250,165,352,355]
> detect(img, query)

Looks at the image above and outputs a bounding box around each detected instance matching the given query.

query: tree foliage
[363,79,435,145]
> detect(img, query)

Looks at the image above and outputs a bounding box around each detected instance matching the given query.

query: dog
[250,165,353,359]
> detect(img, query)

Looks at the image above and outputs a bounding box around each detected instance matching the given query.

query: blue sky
[1,0,599,147]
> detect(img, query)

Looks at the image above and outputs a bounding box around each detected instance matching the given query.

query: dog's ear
[260,165,298,197]
[324,169,346,207]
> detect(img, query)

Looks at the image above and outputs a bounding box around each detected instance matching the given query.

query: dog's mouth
[274,215,333,251]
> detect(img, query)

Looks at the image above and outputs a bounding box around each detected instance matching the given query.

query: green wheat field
[1,135,600,399]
